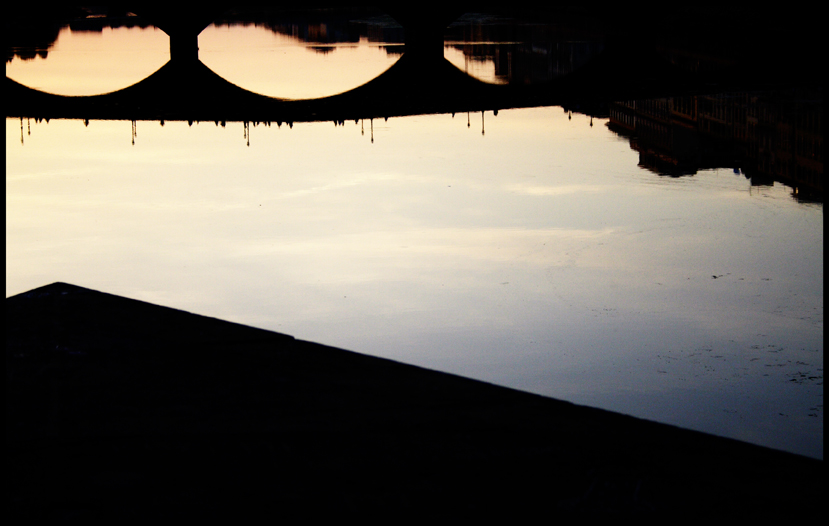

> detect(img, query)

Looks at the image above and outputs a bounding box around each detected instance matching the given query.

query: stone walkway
[7,283,824,519]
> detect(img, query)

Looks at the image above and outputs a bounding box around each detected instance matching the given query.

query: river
[6,8,823,459]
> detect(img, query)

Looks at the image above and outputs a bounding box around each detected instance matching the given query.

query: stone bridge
[5,5,820,124]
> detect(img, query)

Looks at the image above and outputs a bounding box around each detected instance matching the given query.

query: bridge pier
[168,31,200,63]
[129,7,227,63]
[390,9,465,62]
[403,21,446,61]
[168,31,199,62]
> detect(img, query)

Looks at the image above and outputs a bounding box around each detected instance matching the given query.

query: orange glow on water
[6,25,169,96]
[198,24,403,99]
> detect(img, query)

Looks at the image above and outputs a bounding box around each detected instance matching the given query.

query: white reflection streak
[273,173,399,199]
[236,227,616,261]
[5,168,91,182]
[504,184,609,196]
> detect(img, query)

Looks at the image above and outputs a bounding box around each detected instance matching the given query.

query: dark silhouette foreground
[6,283,824,519]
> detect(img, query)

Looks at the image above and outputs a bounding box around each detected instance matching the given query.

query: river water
[6,12,823,459]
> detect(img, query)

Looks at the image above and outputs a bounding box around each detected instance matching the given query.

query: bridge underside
[6,5,822,124]
[4,40,799,125]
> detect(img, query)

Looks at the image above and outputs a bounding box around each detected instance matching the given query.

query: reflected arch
[4,15,170,97]
[196,7,407,100]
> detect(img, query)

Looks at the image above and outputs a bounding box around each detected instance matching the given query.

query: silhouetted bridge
[5,5,820,124]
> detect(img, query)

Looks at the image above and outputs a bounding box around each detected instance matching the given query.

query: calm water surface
[6,20,823,459]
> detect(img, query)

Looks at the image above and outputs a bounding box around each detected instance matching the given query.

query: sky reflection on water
[6,109,822,459]
[5,17,823,460]
[199,25,403,99]
[5,25,168,96]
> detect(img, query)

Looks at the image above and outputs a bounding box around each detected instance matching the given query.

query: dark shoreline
[7,282,824,519]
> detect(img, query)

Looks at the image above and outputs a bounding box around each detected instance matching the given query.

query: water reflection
[5,9,167,96]
[444,12,604,84]
[199,9,404,99]
[607,90,824,202]
[4,7,824,460]
[7,105,823,459]
[5,7,610,101]
[6,7,407,100]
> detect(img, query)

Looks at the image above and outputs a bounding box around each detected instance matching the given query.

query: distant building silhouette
[608,89,823,200]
